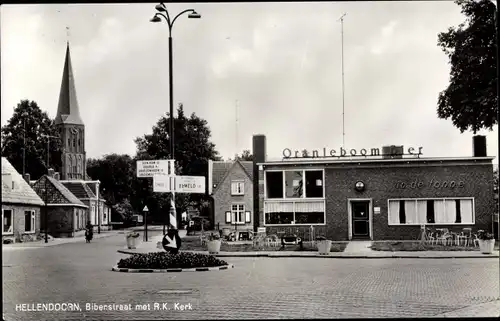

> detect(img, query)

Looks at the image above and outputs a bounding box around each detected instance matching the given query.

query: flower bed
[117,252,229,269]
[370,241,482,252]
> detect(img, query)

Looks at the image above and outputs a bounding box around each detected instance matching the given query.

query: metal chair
[265,234,279,247]
[200,232,208,246]
[458,228,473,246]
[435,228,452,245]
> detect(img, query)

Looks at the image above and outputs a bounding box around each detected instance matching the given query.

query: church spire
[54,42,84,125]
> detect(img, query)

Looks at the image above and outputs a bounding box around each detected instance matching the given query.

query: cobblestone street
[3,233,499,320]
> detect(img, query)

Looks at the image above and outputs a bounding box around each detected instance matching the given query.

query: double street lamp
[150,2,201,233]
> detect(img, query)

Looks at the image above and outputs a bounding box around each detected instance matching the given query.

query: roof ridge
[212,159,252,195]
[46,176,85,206]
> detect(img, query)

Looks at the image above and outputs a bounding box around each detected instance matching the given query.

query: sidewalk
[117,235,500,258]
[2,230,121,249]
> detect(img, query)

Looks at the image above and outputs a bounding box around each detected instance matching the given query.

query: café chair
[265,234,279,247]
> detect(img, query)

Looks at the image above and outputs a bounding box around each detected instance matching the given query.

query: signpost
[137,160,175,178]
[153,175,206,194]
[136,159,206,253]
[143,205,149,242]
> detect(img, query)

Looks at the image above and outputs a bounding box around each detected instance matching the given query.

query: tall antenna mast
[338,13,347,148]
[235,99,239,157]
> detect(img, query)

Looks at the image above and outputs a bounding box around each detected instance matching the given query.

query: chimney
[252,134,266,232]
[473,135,487,157]
[54,172,60,180]
[252,135,266,163]
[23,173,30,183]
[48,168,55,177]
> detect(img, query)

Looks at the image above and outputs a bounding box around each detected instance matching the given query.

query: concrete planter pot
[478,239,495,254]
[317,240,332,255]
[207,240,221,254]
[178,230,187,238]
[126,234,141,249]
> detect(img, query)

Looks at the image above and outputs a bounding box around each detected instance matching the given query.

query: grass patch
[180,238,347,252]
[117,252,229,269]
[370,241,482,252]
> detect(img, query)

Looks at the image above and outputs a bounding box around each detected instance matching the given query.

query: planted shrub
[117,252,229,269]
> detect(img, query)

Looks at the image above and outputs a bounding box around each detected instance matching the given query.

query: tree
[133,103,221,224]
[86,154,135,205]
[1,100,62,179]
[437,0,498,133]
[235,149,253,161]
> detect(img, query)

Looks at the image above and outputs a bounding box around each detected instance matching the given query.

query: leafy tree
[236,149,253,161]
[112,199,135,221]
[437,0,498,133]
[133,103,221,225]
[87,154,135,205]
[1,100,62,179]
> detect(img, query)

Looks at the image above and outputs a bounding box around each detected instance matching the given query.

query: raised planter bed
[116,252,229,270]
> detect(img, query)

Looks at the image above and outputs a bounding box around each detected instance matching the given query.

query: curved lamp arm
[171,9,197,29]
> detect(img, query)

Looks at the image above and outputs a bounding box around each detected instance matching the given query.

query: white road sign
[175,176,205,194]
[153,175,175,192]
[143,206,149,212]
[136,160,175,177]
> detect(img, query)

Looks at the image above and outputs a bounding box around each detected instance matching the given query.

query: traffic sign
[175,176,205,193]
[152,175,206,194]
[162,230,182,253]
[143,206,149,212]
[153,175,175,192]
[136,160,175,178]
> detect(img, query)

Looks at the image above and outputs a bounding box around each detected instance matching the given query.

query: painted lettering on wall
[282,147,423,159]
[395,179,465,189]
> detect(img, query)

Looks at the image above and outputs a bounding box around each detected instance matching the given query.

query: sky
[1,1,498,163]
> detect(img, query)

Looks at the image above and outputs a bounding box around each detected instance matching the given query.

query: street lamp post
[150,2,201,233]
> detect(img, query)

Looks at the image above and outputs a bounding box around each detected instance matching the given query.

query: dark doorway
[351,201,370,239]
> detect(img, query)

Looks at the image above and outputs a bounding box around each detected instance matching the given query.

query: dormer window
[231,181,244,195]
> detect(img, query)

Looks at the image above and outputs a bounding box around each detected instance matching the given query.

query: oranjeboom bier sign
[282,146,423,159]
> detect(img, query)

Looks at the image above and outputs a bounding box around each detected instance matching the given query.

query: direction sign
[175,176,205,194]
[136,160,175,178]
[153,175,175,192]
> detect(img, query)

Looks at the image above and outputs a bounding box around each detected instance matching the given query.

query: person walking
[85,221,94,243]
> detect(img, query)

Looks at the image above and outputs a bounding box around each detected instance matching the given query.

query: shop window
[231,181,244,195]
[266,171,284,199]
[24,210,35,233]
[229,204,245,224]
[305,170,323,198]
[388,198,474,225]
[264,200,325,225]
[285,171,303,198]
[3,209,13,234]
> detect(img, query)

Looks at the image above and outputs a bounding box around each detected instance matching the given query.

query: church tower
[54,42,86,180]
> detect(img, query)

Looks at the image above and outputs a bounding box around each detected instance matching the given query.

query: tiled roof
[46,176,87,207]
[212,161,233,187]
[212,159,254,195]
[1,157,44,206]
[60,181,96,199]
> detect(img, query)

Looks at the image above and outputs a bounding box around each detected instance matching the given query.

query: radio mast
[235,99,239,158]
[338,13,347,149]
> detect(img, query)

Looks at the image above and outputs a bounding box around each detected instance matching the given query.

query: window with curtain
[388,198,474,225]
[264,200,325,225]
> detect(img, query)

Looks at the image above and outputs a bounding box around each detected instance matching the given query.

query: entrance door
[351,201,370,239]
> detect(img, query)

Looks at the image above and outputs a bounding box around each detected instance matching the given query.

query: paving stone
[2,234,499,320]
